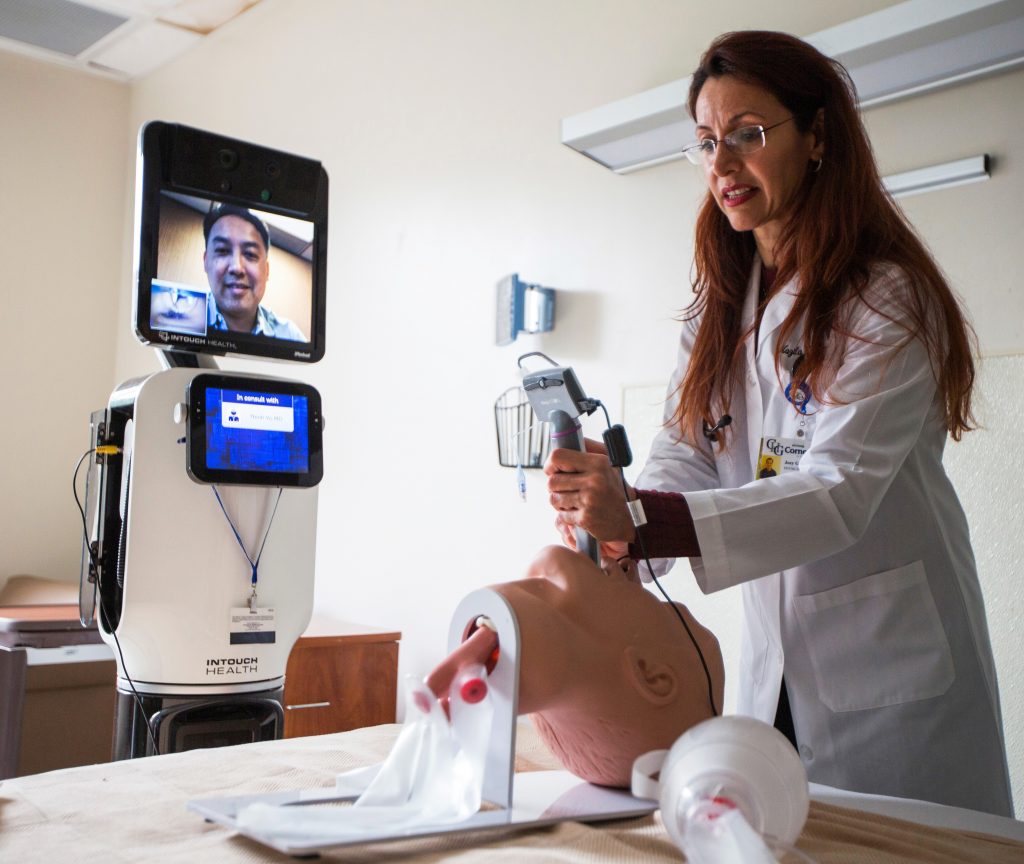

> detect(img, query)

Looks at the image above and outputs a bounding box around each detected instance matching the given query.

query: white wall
[943,356,1024,817]
[860,75,1024,810]
[0,50,129,595]
[6,0,1021,809]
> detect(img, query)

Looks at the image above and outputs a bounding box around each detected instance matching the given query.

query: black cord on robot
[594,403,720,719]
[73,448,161,757]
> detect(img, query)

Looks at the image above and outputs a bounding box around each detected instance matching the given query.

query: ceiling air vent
[0,0,127,58]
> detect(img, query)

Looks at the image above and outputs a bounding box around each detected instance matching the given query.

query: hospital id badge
[757,436,806,477]
[230,607,276,645]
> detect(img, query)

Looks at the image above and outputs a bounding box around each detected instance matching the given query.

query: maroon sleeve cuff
[628,488,701,560]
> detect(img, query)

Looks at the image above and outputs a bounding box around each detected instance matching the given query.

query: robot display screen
[206,386,310,474]
[134,122,328,363]
[150,192,315,347]
[187,374,323,487]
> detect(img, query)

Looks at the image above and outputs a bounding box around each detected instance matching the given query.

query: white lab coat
[638,259,1013,816]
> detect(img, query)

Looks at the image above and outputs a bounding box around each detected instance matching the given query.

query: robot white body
[94,368,318,756]
[104,368,316,694]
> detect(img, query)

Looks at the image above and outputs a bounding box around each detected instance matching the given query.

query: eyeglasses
[683,117,794,165]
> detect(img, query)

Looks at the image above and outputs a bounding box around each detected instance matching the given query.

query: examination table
[1,720,1022,862]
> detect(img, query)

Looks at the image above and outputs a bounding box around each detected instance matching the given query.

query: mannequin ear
[623,646,678,706]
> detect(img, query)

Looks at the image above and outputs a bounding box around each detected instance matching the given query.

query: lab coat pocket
[793,561,954,713]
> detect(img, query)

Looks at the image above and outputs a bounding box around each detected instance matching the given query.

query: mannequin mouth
[721,185,757,207]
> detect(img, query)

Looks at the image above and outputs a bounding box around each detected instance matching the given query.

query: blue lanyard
[212,485,283,606]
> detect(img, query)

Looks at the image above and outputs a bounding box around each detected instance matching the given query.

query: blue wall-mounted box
[496,274,556,346]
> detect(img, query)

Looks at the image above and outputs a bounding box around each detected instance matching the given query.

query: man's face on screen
[204,215,269,331]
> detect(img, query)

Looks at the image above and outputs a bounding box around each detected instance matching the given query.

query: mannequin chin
[426,545,724,787]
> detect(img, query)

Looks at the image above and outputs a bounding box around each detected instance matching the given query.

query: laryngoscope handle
[548,409,600,566]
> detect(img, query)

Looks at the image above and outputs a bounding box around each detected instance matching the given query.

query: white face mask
[631,716,810,864]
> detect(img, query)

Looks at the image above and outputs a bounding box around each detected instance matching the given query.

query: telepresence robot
[80,122,329,758]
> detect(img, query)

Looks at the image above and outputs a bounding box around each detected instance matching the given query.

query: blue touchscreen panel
[205,387,309,473]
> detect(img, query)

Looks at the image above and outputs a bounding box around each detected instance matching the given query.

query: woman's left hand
[545,439,636,543]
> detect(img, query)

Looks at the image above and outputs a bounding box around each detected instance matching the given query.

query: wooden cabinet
[283,618,400,738]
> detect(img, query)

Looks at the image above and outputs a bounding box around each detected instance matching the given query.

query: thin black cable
[73,447,161,756]
[73,450,93,538]
[633,527,719,718]
[595,402,719,718]
[73,449,96,610]
[98,585,161,756]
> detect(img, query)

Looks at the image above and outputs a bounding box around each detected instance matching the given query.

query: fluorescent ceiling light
[562,0,1024,174]
[882,154,990,198]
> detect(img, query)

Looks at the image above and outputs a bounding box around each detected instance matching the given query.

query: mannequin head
[427,545,724,787]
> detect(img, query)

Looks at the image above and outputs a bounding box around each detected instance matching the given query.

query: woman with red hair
[547,31,1011,816]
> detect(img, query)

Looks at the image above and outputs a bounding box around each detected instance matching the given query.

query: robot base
[114,685,284,760]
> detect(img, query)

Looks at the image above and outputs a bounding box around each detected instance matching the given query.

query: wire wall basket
[494,386,550,468]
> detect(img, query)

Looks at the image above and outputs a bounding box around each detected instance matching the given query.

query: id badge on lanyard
[757,436,806,477]
[757,366,812,478]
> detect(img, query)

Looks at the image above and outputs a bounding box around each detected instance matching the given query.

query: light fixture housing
[562,0,1024,174]
[883,154,990,198]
